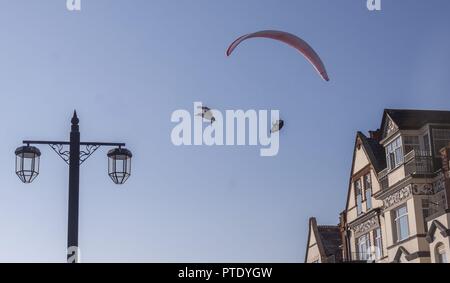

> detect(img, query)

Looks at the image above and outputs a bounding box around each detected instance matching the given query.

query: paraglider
[227,30,329,82]
[196,106,216,124]
[271,120,284,133]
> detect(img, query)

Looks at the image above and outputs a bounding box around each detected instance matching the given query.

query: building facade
[305,109,450,263]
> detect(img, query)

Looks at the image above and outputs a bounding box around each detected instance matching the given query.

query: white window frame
[394,205,410,242]
[357,233,371,261]
[386,137,403,171]
[364,173,372,211]
[374,228,383,259]
[355,179,363,215]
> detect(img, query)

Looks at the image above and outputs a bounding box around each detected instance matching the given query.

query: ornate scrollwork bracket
[49,144,71,165]
[79,144,101,165]
[49,144,101,165]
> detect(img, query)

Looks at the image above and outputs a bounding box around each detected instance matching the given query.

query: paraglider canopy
[227,30,329,82]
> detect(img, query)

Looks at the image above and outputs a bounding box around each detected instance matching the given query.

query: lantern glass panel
[15,146,40,184]
[107,148,132,185]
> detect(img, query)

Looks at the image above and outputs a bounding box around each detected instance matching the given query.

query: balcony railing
[378,150,434,190]
[404,150,434,175]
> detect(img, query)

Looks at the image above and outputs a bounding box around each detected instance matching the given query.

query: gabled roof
[357,132,386,173]
[382,109,450,132]
[304,218,342,263]
[344,132,386,213]
[317,225,342,258]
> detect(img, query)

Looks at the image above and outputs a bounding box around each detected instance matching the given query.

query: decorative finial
[71,110,79,125]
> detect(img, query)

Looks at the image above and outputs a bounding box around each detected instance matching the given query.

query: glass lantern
[107,147,132,185]
[15,146,41,183]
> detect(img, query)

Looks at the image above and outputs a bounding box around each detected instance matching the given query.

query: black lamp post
[14,111,132,263]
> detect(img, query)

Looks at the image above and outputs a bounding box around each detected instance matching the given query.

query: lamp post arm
[80,142,126,147]
[22,141,126,165]
[23,140,70,145]
[23,140,125,147]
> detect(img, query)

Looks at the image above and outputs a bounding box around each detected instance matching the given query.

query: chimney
[369,129,382,142]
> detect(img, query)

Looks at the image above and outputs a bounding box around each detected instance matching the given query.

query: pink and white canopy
[227,30,329,82]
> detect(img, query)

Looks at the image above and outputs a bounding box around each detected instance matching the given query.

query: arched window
[435,243,448,263]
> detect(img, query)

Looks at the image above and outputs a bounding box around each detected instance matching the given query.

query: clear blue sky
[0,0,450,262]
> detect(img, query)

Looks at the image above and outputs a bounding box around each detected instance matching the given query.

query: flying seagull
[271,120,284,133]
[196,106,216,124]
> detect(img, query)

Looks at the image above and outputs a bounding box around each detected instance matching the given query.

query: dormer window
[386,137,403,170]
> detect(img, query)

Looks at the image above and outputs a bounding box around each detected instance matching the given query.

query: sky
[0,0,450,263]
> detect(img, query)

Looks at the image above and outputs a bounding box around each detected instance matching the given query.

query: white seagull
[271,120,284,133]
[196,106,216,124]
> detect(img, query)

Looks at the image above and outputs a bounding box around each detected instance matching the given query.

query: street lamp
[107,147,132,185]
[15,145,41,183]
[15,111,133,263]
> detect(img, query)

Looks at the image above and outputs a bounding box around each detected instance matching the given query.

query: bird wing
[203,111,215,121]
[197,106,211,112]
[271,124,279,133]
